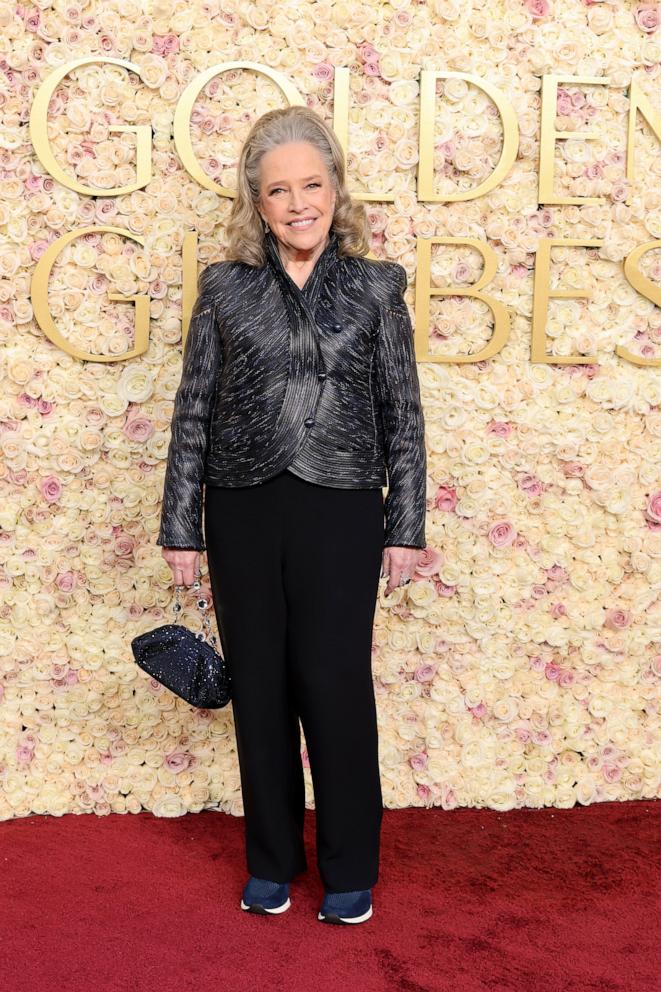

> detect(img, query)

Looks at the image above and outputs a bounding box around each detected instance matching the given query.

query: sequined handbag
[131,579,232,708]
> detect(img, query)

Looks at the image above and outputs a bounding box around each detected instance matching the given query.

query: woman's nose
[288,189,306,210]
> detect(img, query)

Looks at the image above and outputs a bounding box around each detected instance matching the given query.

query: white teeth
[290,218,314,228]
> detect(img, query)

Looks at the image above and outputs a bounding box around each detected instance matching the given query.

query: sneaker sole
[241,896,291,914]
[317,904,373,924]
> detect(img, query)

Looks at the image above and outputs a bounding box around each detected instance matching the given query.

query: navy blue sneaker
[240,875,291,914]
[318,888,373,924]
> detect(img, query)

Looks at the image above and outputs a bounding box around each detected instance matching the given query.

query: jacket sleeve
[156,266,223,552]
[374,262,427,550]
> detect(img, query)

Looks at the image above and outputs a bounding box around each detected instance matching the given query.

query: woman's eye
[269,183,321,195]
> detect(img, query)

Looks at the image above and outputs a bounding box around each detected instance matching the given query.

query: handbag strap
[172,579,219,648]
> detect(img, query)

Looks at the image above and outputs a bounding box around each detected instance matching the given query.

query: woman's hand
[162,548,201,588]
[381,546,420,596]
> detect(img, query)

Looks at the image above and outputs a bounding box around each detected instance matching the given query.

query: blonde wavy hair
[224,105,372,267]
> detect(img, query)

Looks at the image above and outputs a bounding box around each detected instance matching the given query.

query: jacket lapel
[264,227,340,324]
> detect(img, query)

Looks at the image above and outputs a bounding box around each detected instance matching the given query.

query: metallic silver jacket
[156,227,427,552]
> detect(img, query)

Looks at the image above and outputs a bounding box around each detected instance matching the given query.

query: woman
[157,106,426,925]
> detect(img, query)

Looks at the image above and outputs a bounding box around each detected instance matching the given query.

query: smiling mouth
[289,217,316,228]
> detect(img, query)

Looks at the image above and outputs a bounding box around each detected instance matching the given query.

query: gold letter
[618,240,661,366]
[418,71,519,202]
[626,79,661,209]
[539,74,609,205]
[414,237,511,362]
[174,61,305,196]
[531,238,602,363]
[31,227,149,361]
[30,57,152,196]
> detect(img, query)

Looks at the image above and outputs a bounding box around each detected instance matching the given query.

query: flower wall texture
[0,0,659,821]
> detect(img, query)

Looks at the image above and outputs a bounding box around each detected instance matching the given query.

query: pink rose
[557,89,574,116]
[165,752,194,773]
[414,663,437,683]
[312,63,334,81]
[409,752,428,771]
[469,702,487,719]
[487,420,513,437]
[40,475,62,503]
[488,521,516,548]
[525,0,551,17]
[453,261,472,283]
[610,181,630,203]
[115,534,136,558]
[153,33,180,55]
[585,162,604,180]
[363,61,381,77]
[604,608,632,630]
[89,273,109,294]
[16,745,34,764]
[634,4,660,32]
[56,571,77,593]
[414,546,442,577]
[435,485,457,511]
[645,491,661,523]
[149,279,168,300]
[550,603,567,619]
[357,42,380,61]
[519,474,544,496]
[123,413,154,442]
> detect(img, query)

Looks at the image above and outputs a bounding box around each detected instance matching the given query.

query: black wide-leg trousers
[203,468,385,893]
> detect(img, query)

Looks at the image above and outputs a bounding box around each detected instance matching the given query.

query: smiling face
[255,140,337,261]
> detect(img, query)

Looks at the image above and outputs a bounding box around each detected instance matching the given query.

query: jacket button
[332,323,342,333]
[317,371,326,381]
[304,417,315,427]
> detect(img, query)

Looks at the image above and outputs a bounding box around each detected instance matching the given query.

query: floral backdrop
[0,0,659,821]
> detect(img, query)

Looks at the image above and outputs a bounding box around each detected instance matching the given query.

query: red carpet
[2,800,657,992]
